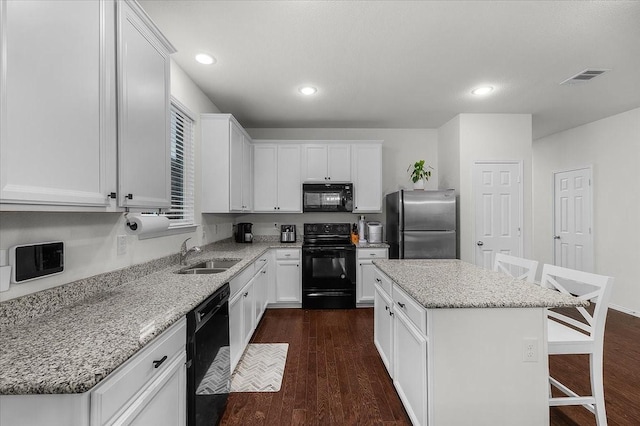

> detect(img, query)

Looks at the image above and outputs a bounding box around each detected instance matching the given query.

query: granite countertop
[355,242,390,249]
[0,240,301,396]
[373,259,587,309]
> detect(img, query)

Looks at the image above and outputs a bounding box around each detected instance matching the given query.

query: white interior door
[473,162,523,269]
[553,167,593,271]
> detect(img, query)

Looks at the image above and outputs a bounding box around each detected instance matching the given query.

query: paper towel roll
[126,215,170,237]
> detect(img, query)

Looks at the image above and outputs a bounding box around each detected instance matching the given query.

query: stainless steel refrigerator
[386,189,457,259]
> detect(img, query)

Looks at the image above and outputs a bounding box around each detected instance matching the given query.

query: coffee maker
[235,223,253,243]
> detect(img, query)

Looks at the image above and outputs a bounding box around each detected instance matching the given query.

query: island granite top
[372,259,587,309]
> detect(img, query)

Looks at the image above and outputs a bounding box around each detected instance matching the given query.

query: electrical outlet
[117,235,127,256]
[523,338,538,362]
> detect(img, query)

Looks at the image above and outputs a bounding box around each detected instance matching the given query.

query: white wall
[438,114,533,263]
[0,60,223,301]
[532,108,640,315]
[242,127,438,238]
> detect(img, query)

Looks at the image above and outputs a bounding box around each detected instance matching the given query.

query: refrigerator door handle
[477,241,484,246]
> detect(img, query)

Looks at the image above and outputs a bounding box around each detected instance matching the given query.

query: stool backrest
[493,253,539,283]
[541,264,614,342]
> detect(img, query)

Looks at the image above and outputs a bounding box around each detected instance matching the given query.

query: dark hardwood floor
[221,308,640,426]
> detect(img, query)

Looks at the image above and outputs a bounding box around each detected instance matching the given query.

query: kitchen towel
[125,214,170,238]
[230,343,288,392]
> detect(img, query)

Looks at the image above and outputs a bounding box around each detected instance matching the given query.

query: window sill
[138,224,198,240]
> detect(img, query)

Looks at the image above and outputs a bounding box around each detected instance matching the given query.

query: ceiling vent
[560,69,610,85]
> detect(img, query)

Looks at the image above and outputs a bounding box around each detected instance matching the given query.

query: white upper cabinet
[0,0,116,209]
[0,0,175,211]
[253,143,301,212]
[302,143,351,182]
[201,114,253,213]
[352,142,383,212]
[117,0,175,209]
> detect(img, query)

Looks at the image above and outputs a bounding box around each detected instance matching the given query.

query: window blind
[166,101,195,226]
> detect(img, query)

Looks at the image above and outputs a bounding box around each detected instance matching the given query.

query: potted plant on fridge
[407,160,433,190]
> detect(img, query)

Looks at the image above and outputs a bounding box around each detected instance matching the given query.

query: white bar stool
[541,264,614,426]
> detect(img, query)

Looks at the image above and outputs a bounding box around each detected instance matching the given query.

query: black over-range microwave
[303,183,353,212]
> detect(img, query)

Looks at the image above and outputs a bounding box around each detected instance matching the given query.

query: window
[166,98,195,226]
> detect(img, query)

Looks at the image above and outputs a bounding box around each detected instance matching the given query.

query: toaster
[280,225,296,243]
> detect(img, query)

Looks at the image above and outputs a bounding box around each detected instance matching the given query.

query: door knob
[553,235,561,240]
[476,241,484,246]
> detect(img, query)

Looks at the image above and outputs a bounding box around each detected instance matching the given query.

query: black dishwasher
[186,283,230,426]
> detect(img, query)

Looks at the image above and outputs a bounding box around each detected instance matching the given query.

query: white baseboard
[609,303,640,318]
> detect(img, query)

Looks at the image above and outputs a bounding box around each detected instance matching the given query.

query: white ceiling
[139,0,640,139]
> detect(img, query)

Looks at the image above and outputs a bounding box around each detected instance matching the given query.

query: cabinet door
[374,285,394,376]
[327,144,351,181]
[229,122,244,211]
[357,261,377,304]
[394,309,428,426]
[302,145,328,181]
[253,145,278,212]
[229,292,244,372]
[117,0,172,209]
[1,0,116,208]
[277,145,302,212]
[255,264,269,323]
[242,137,253,211]
[352,144,382,212]
[121,352,186,426]
[242,279,256,347]
[275,261,301,303]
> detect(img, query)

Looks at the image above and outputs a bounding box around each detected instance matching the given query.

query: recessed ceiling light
[299,86,317,96]
[471,86,494,95]
[195,53,215,65]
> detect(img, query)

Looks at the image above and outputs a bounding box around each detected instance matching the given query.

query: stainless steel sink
[177,268,227,275]
[175,258,241,275]
[189,259,240,269]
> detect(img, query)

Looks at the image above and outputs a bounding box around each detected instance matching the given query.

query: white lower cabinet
[356,248,388,305]
[373,284,393,374]
[274,249,301,304]
[90,317,187,426]
[229,256,272,372]
[372,268,428,426]
[393,306,428,426]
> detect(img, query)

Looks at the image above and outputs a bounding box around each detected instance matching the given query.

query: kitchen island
[371,259,585,426]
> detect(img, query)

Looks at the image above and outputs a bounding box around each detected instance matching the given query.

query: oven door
[302,246,356,308]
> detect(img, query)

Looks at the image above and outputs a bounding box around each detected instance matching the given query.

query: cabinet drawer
[393,284,427,335]
[229,263,256,297]
[358,248,388,259]
[373,267,393,297]
[90,318,186,425]
[275,249,300,260]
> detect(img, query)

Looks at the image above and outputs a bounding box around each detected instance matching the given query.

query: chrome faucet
[180,237,201,265]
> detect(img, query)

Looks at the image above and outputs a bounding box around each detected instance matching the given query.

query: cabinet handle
[108,192,117,199]
[370,253,376,256]
[126,193,133,200]
[389,311,394,317]
[244,291,249,297]
[153,355,168,368]
[274,207,277,210]
[385,305,389,311]
[277,207,280,210]
[397,302,406,308]
[262,270,266,274]
[375,278,381,283]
